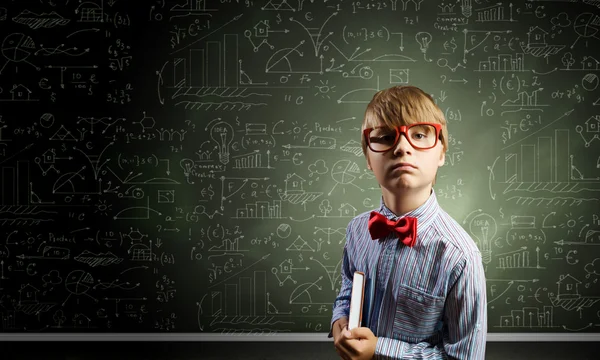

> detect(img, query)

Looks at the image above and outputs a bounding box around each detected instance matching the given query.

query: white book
[348,271,365,330]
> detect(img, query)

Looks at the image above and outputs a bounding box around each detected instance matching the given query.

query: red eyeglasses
[363,123,442,152]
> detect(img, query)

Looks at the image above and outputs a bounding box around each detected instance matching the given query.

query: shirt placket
[373,226,398,335]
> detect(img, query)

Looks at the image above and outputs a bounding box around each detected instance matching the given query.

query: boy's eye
[412,132,427,139]
[409,125,433,139]
[370,130,396,143]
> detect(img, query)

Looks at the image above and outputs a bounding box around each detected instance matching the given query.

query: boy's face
[365,121,445,194]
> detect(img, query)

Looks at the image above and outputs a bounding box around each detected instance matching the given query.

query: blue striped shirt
[329,190,487,359]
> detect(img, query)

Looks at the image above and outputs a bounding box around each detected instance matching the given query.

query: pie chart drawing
[582,73,599,91]
[329,160,363,195]
[39,113,55,128]
[574,13,599,38]
[0,33,39,74]
[62,270,97,306]
[331,160,360,185]
[572,13,600,48]
[65,270,94,295]
[277,223,292,238]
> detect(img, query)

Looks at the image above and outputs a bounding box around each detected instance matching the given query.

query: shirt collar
[377,189,440,232]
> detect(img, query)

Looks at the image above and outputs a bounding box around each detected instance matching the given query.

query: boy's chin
[385,182,416,192]
[385,180,431,192]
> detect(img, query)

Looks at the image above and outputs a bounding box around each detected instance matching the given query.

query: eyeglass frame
[363,122,443,152]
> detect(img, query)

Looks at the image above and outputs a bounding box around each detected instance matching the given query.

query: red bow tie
[368,211,417,247]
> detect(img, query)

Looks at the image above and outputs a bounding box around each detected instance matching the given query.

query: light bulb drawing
[210,121,234,165]
[461,0,472,18]
[415,32,432,62]
[179,158,195,184]
[469,213,496,264]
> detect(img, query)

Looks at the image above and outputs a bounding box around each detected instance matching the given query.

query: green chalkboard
[0,0,599,335]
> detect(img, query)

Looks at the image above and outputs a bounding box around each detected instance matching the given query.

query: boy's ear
[438,150,445,167]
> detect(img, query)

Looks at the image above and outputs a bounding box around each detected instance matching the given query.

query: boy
[329,85,487,359]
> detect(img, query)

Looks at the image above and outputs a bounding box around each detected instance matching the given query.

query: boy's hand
[332,317,349,340]
[336,326,377,360]
[332,317,350,359]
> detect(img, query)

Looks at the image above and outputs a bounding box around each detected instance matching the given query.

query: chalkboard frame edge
[0,333,599,342]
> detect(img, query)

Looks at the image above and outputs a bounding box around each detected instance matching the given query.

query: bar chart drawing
[1,311,16,330]
[170,0,211,12]
[0,160,55,212]
[495,246,542,269]
[173,34,240,88]
[1,161,30,206]
[232,150,273,169]
[207,235,245,253]
[499,125,600,205]
[172,34,270,111]
[497,306,556,329]
[502,88,546,107]
[475,2,514,22]
[233,200,283,219]
[209,270,268,318]
[501,129,582,187]
[501,127,600,196]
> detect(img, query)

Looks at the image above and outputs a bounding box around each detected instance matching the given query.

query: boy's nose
[393,133,413,155]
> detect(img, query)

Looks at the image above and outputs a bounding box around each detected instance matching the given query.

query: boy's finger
[336,341,355,359]
[336,317,348,328]
[350,327,371,339]
[338,336,359,356]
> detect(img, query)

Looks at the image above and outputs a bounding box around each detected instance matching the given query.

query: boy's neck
[381,186,432,216]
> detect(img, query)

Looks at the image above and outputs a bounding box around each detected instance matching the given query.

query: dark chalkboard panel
[0,0,599,335]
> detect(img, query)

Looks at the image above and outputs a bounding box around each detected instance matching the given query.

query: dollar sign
[50,92,56,102]
[449,37,456,49]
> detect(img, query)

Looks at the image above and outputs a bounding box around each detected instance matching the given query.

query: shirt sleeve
[328,222,355,338]
[375,338,446,359]
[374,250,487,359]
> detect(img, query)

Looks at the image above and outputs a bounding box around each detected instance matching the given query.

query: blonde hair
[360,85,448,155]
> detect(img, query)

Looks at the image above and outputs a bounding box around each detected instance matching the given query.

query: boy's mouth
[391,162,417,170]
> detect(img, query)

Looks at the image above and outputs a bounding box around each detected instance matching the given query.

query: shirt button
[417,295,423,301]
